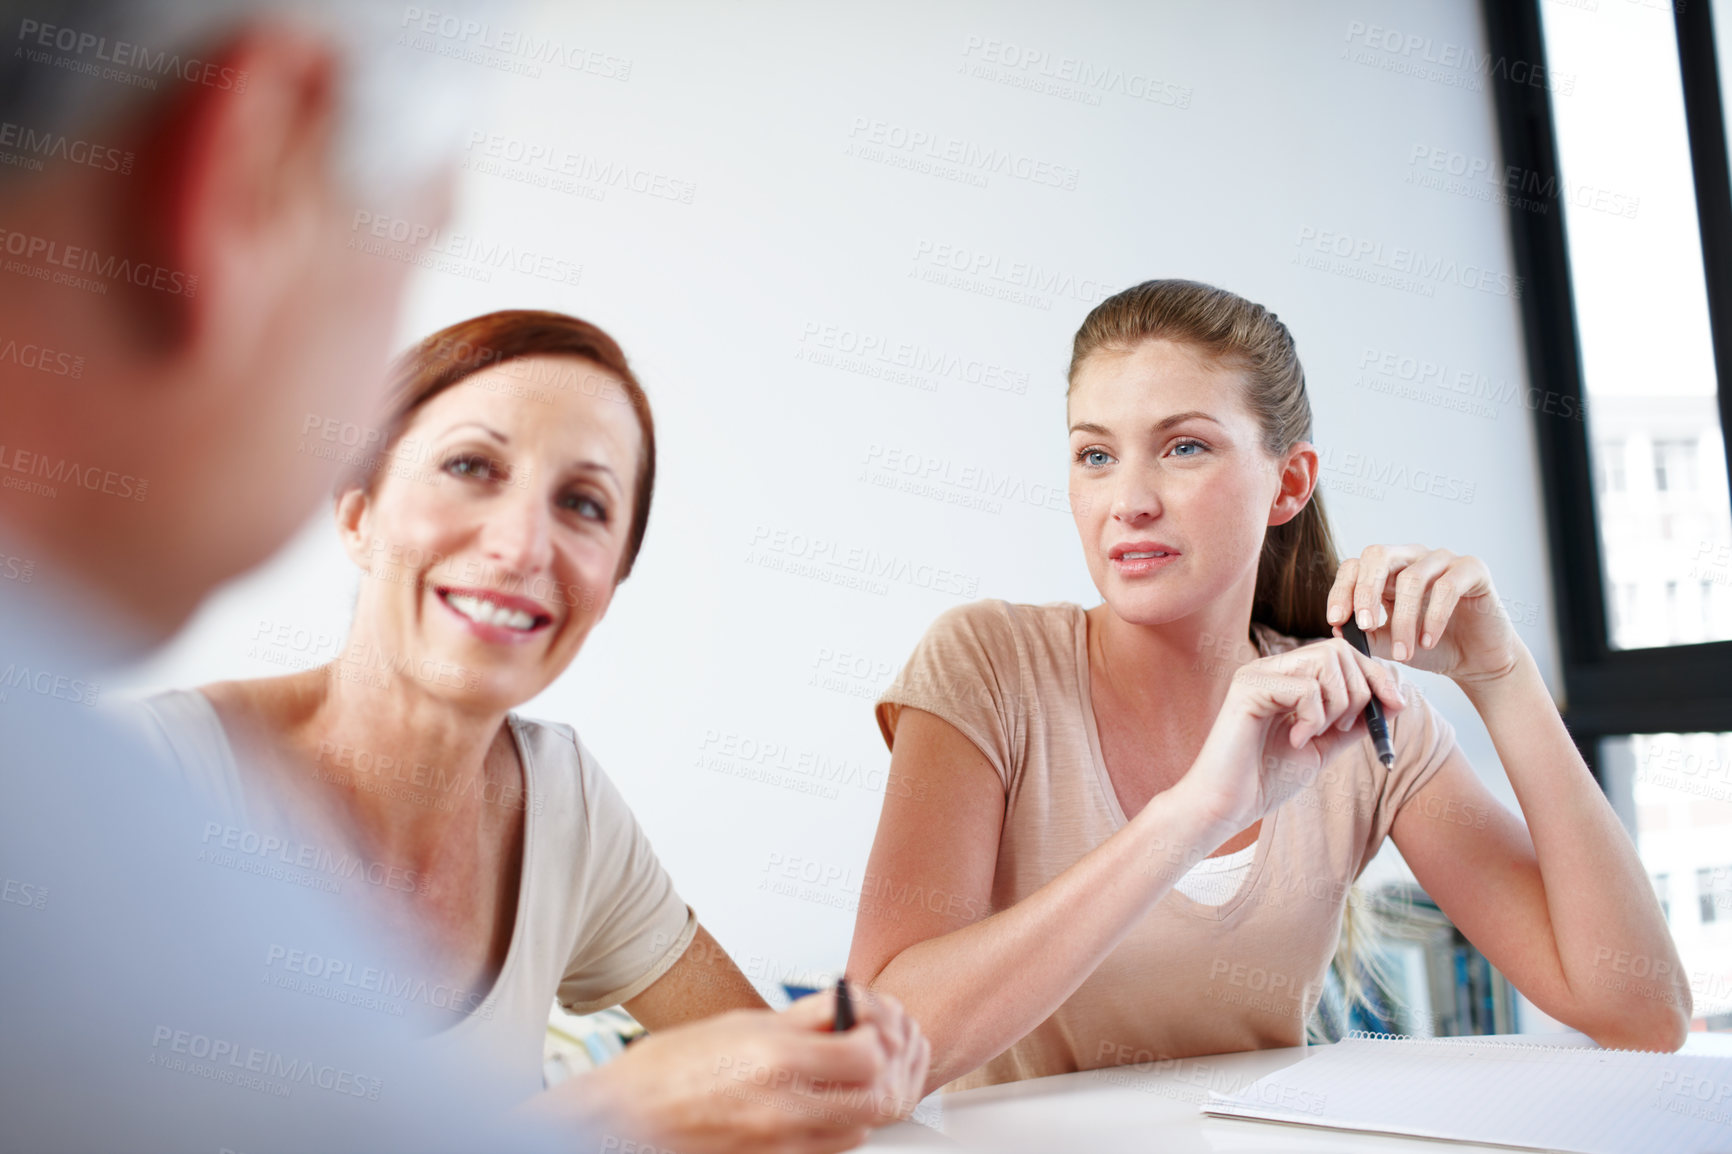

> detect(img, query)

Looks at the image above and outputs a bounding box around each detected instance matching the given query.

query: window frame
[1482,0,1732,751]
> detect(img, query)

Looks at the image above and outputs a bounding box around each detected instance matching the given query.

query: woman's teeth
[445,592,537,631]
[1122,551,1169,559]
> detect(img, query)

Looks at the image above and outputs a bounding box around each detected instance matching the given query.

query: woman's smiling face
[339,355,643,709]
[1068,338,1296,627]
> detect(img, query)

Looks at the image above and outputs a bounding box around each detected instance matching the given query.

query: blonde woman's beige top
[138,689,696,1094]
[874,600,1459,1092]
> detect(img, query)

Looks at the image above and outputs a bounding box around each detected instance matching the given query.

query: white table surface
[865,1032,1732,1152]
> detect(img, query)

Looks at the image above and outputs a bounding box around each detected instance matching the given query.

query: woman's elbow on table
[1578,989,1691,1053]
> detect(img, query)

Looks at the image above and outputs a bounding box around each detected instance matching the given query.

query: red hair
[347,310,656,580]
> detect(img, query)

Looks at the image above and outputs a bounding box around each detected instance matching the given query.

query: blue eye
[1170,439,1207,457]
[1076,448,1114,468]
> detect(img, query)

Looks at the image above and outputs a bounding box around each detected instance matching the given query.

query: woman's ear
[1268,442,1320,528]
[334,486,374,571]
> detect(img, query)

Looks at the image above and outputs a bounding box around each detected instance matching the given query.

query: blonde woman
[847,279,1688,1093]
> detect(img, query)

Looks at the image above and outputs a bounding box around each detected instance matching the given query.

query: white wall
[118,0,1554,996]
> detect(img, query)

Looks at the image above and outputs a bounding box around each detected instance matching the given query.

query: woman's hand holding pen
[1325,545,1524,687]
[539,985,930,1154]
[1172,638,1407,834]
[1323,546,1691,1050]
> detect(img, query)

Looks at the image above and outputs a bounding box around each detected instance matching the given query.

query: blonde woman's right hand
[1170,636,1406,836]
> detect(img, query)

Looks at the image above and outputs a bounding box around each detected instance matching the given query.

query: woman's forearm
[1460,648,1692,1044]
[867,783,1233,1093]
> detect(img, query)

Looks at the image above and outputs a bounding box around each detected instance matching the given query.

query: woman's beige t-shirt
[138,689,697,1094]
[874,600,1459,1092]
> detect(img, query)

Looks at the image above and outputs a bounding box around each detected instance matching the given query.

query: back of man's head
[0,0,470,652]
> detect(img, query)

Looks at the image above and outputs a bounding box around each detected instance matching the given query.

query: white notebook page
[1203,1033,1732,1154]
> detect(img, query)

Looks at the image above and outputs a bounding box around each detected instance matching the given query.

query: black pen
[833,973,855,1032]
[1338,617,1395,769]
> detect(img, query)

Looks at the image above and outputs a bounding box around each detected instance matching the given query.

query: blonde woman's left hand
[1325,545,1524,686]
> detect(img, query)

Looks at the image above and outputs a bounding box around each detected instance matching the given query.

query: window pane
[1601,732,1732,1031]
[1541,4,1732,650]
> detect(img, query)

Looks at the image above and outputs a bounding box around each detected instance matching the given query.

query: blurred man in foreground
[0,2,924,1150]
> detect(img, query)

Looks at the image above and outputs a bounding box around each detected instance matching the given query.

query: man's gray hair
[0,0,487,197]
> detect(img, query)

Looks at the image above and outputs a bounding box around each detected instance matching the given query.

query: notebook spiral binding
[1342,1029,1668,1057]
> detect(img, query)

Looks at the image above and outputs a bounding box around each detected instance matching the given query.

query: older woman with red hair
[142,310,928,1154]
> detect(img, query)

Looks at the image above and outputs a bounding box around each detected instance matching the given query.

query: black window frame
[1482,0,1732,754]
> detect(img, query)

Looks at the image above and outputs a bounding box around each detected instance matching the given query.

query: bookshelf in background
[1312,883,1516,1041]
[542,1005,644,1087]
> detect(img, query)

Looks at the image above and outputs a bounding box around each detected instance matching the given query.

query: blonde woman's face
[339,355,642,710]
[1067,339,1292,626]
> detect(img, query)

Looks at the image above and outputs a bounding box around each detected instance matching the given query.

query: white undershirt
[1171,843,1256,906]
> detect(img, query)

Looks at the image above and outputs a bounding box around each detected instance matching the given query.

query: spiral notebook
[1203,1032,1732,1154]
